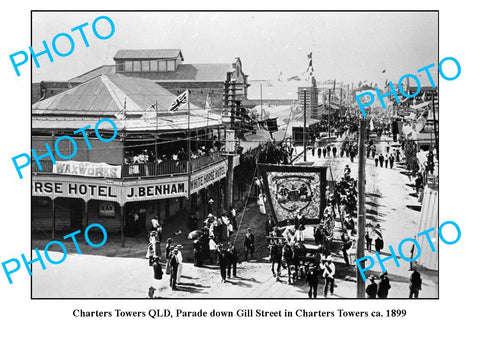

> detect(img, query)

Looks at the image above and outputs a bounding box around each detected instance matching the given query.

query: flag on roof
[169,90,188,112]
[287,75,301,81]
[305,52,314,80]
[141,103,156,121]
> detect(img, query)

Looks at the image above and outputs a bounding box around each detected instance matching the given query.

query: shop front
[32,160,229,242]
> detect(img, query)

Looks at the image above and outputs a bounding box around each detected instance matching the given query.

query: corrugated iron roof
[32,74,191,116]
[32,112,223,132]
[69,63,232,84]
[69,65,116,83]
[114,49,183,60]
[150,64,232,82]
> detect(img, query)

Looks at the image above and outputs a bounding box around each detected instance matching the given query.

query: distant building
[33,49,250,112]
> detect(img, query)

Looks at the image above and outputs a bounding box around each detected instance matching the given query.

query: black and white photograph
[29,11,440,299]
[3,1,480,338]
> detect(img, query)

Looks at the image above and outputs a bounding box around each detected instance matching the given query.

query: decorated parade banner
[53,160,122,178]
[258,164,327,225]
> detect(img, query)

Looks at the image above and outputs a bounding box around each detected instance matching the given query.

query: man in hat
[365,223,373,251]
[169,249,179,290]
[269,240,282,280]
[366,275,377,298]
[153,257,163,280]
[208,198,215,214]
[377,272,391,299]
[282,242,295,284]
[165,238,174,261]
[305,264,319,298]
[321,256,335,297]
[208,235,217,264]
[188,212,197,232]
[294,212,306,242]
[244,228,255,261]
[409,268,422,298]
[228,206,237,230]
[374,225,384,253]
[217,244,229,283]
[341,229,353,266]
[193,236,203,267]
[176,245,184,284]
[151,215,160,232]
[226,242,238,278]
[265,215,276,236]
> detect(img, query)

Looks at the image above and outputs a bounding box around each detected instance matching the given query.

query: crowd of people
[124,140,223,166]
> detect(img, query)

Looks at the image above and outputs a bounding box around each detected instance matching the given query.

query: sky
[31,11,438,86]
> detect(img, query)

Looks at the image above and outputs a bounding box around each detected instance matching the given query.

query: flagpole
[206,94,210,147]
[155,100,158,162]
[260,83,263,121]
[431,91,439,160]
[187,90,191,214]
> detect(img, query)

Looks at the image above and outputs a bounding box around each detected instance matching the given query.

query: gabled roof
[69,65,116,83]
[114,49,183,61]
[33,74,187,116]
[32,73,222,132]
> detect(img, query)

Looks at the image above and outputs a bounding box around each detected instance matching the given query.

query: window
[150,60,158,72]
[167,60,175,71]
[158,60,167,71]
[141,60,150,72]
[133,61,141,72]
[116,62,125,72]
[124,61,133,72]
[98,202,115,217]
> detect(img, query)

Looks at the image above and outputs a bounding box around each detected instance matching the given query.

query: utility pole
[328,89,331,137]
[260,83,263,121]
[303,89,307,162]
[155,100,158,162]
[356,118,367,298]
[431,91,439,160]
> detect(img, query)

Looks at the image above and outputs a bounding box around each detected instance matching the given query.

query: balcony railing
[31,151,225,179]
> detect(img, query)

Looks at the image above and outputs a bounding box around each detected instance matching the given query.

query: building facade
[32,74,239,243]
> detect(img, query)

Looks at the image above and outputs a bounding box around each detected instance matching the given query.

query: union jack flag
[168,90,188,112]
